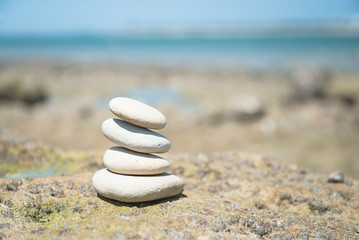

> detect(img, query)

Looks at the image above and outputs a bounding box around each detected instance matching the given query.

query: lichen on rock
[0,142,359,239]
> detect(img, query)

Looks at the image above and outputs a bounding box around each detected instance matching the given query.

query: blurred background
[0,0,358,177]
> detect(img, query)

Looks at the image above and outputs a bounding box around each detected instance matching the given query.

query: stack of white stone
[92,97,184,203]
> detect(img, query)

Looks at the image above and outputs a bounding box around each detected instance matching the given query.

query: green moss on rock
[0,136,359,239]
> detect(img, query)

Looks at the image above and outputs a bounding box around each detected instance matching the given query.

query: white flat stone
[102,118,171,153]
[104,147,170,175]
[109,97,167,129]
[92,168,184,202]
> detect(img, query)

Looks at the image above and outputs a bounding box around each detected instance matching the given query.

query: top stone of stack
[109,97,167,129]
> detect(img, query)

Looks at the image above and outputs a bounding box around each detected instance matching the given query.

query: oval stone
[109,97,167,129]
[102,118,171,153]
[92,168,184,202]
[104,147,170,175]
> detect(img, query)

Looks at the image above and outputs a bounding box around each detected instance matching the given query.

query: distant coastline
[1,27,359,71]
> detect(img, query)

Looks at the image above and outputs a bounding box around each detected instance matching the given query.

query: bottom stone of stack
[92,168,184,203]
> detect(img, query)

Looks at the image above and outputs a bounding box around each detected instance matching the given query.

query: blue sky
[0,0,358,34]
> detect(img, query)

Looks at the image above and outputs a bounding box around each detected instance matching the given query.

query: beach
[0,60,358,178]
[2,2,359,239]
[1,10,359,240]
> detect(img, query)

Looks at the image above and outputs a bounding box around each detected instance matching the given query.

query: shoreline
[1,33,359,72]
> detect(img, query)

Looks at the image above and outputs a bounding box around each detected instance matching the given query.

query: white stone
[109,97,167,129]
[102,118,171,153]
[92,168,184,202]
[103,147,170,175]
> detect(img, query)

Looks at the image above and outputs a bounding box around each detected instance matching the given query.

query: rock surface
[1,136,359,239]
[103,147,170,175]
[101,118,171,153]
[109,97,167,129]
[92,169,184,202]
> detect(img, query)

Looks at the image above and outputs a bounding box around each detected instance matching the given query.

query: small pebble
[255,225,266,236]
[6,184,18,192]
[4,200,13,208]
[328,171,344,183]
[280,192,292,201]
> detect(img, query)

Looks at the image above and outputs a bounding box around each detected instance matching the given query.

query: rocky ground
[1,133,359,239]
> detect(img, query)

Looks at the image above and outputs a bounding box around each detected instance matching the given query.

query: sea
[0,34,359,71]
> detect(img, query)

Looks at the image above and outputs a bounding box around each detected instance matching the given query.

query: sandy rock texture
[1,137,359,239]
